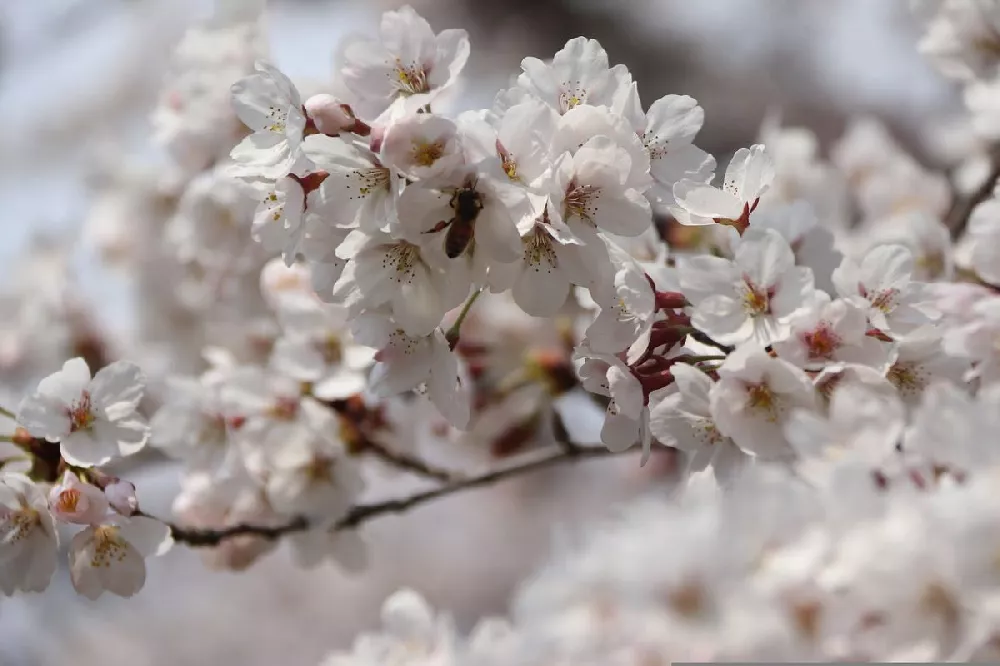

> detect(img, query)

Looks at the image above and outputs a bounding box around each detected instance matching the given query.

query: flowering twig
[160,444,634,548]
[362,439,459,482]
[445,288,484,351]
[947,143,1000,239]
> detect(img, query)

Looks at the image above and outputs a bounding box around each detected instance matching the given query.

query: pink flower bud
[304,94,354,135]
[48,471,109,525]
[104,479,138,517]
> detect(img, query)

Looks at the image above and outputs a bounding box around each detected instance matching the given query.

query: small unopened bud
[105,479,138,517]
[304,94,355,135]
[11,427,33,448]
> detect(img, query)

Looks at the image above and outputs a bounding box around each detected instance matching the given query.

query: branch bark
[161,444,633,548]
[947,145,1000,240]
[363,439,459,482]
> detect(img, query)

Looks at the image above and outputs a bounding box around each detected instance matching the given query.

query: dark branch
[161,445,632,548]
[947,144,1000,240]
[684,328,735,355]
[363,439,459,482]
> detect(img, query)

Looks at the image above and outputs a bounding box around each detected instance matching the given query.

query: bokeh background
[0,1,965,664]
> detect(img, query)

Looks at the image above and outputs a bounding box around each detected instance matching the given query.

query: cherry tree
[6,1,1000,663]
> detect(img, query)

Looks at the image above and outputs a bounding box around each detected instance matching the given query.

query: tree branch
[362,439,459,482]
[161,444,633,548]
[947,144,1000,240]
[679,327,735,354]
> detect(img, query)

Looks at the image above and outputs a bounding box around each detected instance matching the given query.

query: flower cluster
[6,2,1000,661]
[2,358,171,599]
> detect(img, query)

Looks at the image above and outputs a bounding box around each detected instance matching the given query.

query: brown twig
[363,439,458,482]
[161,444,633,548]
[947,144,1000,240]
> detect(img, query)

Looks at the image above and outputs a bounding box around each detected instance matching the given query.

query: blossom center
[69,392,96,432]
[91,526,128,567]
[861,284,898,314]
[263,191,283,223]
[392,60,430,96]
[916,251,946,280]
[57,489,82,514]
[317,334,343,365]
[346,167,390,201]
[887,361,925,397]
[745,382,780,421]
[565,182,600,223]
[803,323,842,359]
[305,456,334,483]
[384,242,421,284]
[740,279,773,316]
[266,105,287,134]
[497,141,520,182]
[0,507,40,544]
[411,140,445,167]
[558,82,587,112]
[268,396,300,421]
[201,413,229,447]
[524,228,558,271]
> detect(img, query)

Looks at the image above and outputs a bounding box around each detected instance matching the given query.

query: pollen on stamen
[803,323,842,360]
[745,382,780,422]
[69,392,96,433]
[411,140,445,167]
[741,280,772,317]
[58,489,82,514]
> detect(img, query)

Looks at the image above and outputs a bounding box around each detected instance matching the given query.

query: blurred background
[0,0,965,664]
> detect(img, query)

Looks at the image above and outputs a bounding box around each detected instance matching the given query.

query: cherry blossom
[966,197,1000,285]
[678,228,815,346]
[584,256,656,360]
[303,134,399,233]
[68,515,172,600]
[513,37,632,115]
[615,87,716,208]
[772,293,891,371]
[672,144,775,230]
[353,314,471,429]
[150,374,233,472]
[832,243,939,339]
[48,470,109,525]
[709,344,819,461]
[17,358,149,467]
[485,206,587,317]
[649,363,749,484]
[886,331,969,405]
[397,165,525,267]
[229,60,311,179]
[380,113,466,180]
[0,474,58,595]
[944,295,1000,385]
[549,135,653,239]
[340,5,470,118]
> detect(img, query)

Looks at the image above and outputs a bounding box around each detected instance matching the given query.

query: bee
[425,186,484,258]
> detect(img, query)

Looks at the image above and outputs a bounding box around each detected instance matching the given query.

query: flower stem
[0,405,15,421]
[445,288,483,351]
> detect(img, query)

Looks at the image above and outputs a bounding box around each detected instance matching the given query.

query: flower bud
[104,479,139,517]
[304,94,355,135]
[48,471,109,525]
